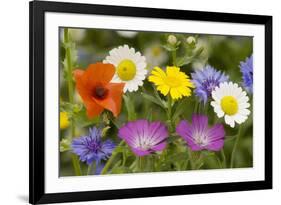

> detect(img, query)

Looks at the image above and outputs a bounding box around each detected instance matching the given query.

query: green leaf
[74,107,100,127]
[172,98,189,122]
[111,165,132,174]
[161,44,178,52]
[141,92,166,109]
[123,95,137,121]
[146,108,153,122]
[101,126,111,138]
[193,46,204,58]
[176,56,192,67]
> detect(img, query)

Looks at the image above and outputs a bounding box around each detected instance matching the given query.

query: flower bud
[167,35,177,45]
[186,36,196,45]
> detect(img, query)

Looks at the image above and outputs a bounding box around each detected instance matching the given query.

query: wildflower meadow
[59,28,253,176]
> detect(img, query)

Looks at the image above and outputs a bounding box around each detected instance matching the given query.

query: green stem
[230,126,243,168]
[194,152,204,169]
[188,148,195,170]
[71,155,82,175]
[101,140,125,174]
[172,50,177,66]
[137,156,145,172]
[64,28,82,176]
[166,95,174,131]
[215,154,223,168]
[220,149,227,168]
[87,163,96,175]
[122,148,127,166]
[64,28,74,105]
[204,102,209,115]
[198,102,202,114]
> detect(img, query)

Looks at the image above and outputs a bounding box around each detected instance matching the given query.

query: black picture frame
[29,0,272,204]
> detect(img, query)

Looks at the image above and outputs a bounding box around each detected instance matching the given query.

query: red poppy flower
[74,63,125,119]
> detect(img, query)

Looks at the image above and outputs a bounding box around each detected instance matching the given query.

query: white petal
[233,114,248,124]
[225,115,235,128]
[238,95,249,104]
[239,108,251,116]
[239,102,250,109]
[211,101,224,118]
[211,89,220,101]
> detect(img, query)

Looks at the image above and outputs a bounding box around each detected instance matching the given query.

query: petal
[178,86,191,97]
[166,66,179,77]
[74,69,91,102]
[208,124,225,142]
[74,70,104,118]
[151,67,167,79]
[85,102,104,118]
[131,147,150,156]
[170,87,181,99]
[152,142,167,152]
[206,124,225,150]
[206,139,224,151]
[83,63,115,85]
[225,115,235,128]
[192,114,208,133]
[148,122,168,145]
[158,84,170,96]
[94,82,125,117]
[176,120,193,142]
[149,75,164,85]
[233,114,248,124]
[188,142,204,151]
[211,101,224,118]
[119,122,139,147]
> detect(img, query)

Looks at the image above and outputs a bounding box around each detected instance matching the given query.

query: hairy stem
[230,126,243,168]
[64,28,82,176]
[166,94,174,132]
[87,162,96,175]
[220,149,227,168]
[101,140,125,174]
[172,50,177,66]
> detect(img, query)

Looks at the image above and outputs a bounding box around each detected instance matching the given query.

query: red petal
[74,69,104,118]
[83,63,115,87]
[94,83,125,117]
[85,102,104,118]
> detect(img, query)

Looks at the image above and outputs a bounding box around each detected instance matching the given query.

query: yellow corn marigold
[60,112,70,129]
[149,66,194,100]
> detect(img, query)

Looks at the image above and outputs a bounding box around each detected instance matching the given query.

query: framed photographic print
[29,0,272,204]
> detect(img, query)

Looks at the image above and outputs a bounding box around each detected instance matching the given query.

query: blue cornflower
[191,65,229,104]
[240,55,253,93]
[71,127,115,165]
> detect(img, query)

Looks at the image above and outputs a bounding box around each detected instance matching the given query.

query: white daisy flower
[116,31,138,38]
[103,45,147,92]
[144,44,168,69]
[211,81,251,128]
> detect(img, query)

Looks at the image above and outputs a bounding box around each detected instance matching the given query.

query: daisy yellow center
[117,59,136,81]
[221,96,238,116]
[165,76,181,87]
[152,46,161,57]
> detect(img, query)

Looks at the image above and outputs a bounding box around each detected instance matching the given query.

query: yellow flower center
[221,96,238,116]
[117,59,136,81]
[152,46,161,57]
[165,76,181,87]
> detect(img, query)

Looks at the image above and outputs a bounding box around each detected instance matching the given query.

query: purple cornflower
[118,120,168,156]
[240,55,253,93]
[71,127,115,165]
[191,65,229,104]
[176,115,225,151]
